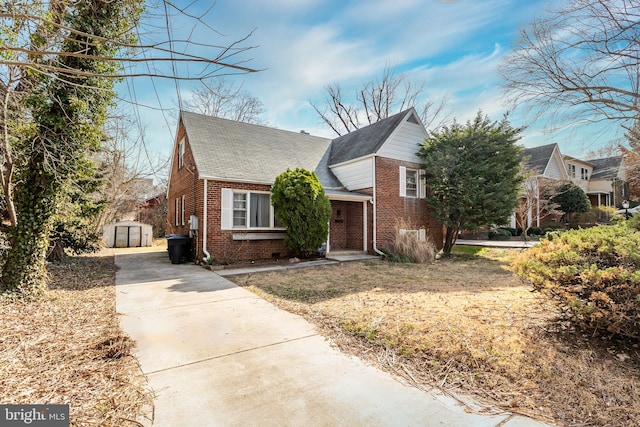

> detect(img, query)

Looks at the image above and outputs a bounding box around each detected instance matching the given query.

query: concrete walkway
[116,248,550,427]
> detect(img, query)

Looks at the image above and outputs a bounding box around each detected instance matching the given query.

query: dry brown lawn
[0,252,153,426]
[230,247,640,427]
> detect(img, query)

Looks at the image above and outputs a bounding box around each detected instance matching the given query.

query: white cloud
[129,0,577,161]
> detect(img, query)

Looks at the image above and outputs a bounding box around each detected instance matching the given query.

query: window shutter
[221,189,233,230]
[419,169,426,198]
[399,166,406,197]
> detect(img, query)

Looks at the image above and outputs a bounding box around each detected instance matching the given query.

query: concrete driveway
[116,248,550,427]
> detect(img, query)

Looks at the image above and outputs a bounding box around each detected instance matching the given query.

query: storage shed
[103,221,153,248]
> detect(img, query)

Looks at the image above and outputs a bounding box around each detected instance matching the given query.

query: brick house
[167,108,443,263]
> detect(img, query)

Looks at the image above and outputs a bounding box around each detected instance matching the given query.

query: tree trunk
[47,239,66,262]
[442,226,458,255]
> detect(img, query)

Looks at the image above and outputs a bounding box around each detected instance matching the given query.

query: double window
[222,189,281,230]
[580,167,589,180]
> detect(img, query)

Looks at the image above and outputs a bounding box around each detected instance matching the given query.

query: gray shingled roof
[520,143,558,175]
[329,110,411,165]
[181,111,335,186]
[589,156,623,180]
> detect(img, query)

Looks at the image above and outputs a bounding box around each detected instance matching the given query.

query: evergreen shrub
[511,224,640,339]
[488,228,512,240]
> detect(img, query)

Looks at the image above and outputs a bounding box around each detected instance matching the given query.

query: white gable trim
[376,109,428,163]
[543,145,570,180]
[328,153,375,169]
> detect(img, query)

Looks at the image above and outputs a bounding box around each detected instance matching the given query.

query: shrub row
[511,224,640,339]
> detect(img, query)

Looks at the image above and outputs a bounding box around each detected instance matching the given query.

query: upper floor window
[399,166,425,198]
[178,138,185,169]
[567,164,576,178]
[581,167,589,180]
[405,169,418,198]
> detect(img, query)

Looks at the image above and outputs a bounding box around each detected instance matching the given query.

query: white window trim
[178,138,185,169]
[399,166,426,199]
[174,197,179,226]
[399,228,427,241]
[181,195,185,226]
[221,188,285,231]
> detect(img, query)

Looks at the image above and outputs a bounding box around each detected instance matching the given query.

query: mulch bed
[0,252,153,426]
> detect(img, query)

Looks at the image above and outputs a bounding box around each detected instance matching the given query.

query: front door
[329,202,348,251]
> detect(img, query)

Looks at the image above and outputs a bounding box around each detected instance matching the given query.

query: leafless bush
[389,219,436,264]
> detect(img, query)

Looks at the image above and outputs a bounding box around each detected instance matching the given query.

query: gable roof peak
[329,108,422,165]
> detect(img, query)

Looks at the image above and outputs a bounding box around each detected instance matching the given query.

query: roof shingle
[181,111,333,185]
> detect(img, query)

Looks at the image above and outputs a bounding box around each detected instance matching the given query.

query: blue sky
[119,0,623,173]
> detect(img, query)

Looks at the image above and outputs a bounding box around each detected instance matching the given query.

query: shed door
[114,226,142,247]
[129,226,141,247]
[114,226,129,248]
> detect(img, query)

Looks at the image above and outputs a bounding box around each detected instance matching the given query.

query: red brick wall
[204,181,289,263]
[167,122,202,258]
[345,201,364,250]
[374,157,444,250]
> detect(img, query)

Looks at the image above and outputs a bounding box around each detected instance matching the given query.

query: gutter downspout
[371,155,384,256]
[202,179,211,261]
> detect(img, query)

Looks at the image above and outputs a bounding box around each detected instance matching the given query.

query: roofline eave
[329,153,375,169]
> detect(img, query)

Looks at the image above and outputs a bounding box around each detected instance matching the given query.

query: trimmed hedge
[511,224,640,339]
[488,228,512,240]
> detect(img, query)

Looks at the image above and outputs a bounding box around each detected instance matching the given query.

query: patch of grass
[263,284,345,303]
[0,252,153,426]
[231,251,640,426]
[452,245,485,255]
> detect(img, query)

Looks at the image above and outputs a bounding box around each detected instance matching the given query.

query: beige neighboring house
[516,143,629,229]
[564,155,628,208]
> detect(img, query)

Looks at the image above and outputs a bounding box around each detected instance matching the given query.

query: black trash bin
[166,234,191,264]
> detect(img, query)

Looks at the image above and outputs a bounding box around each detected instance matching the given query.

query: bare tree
[0,1,259,226]
[584,141,624,160]
[501,0,640,132]
[514,173,561,238]
[95,112,168,231]
[622,115,640,196]
[310,65,451,136]
[182,78,265,124]
[0,0,259,296]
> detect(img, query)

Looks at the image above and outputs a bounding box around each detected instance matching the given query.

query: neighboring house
[138,193,167,237]
[167,108,443,263]
[566,155,628,207]
[515,143,569,228]
[516,143,629,229]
